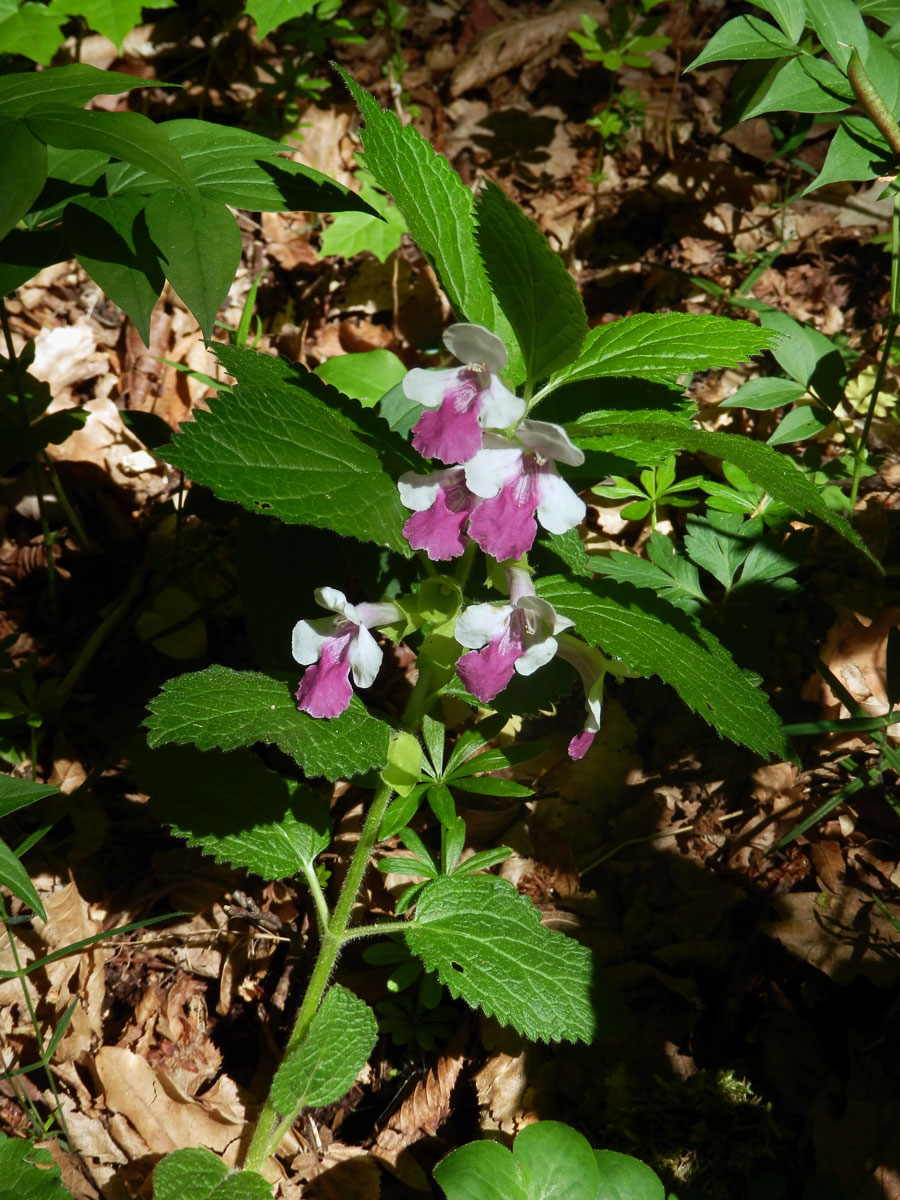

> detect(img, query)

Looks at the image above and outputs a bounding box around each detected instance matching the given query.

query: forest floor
[2,1,900,1198]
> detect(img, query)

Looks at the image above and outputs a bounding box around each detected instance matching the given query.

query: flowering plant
[135,70,869,1187]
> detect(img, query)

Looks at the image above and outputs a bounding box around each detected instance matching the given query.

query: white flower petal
[314,587,361,624]
[480,377,526,431]
[516,635,558,676]
[516,419,585,467]
[536,471,586,535]
[292,616,336,666]
[444,323,508,374]
[348,623,383,689]
[464,440,522,499]
[517,595,574,635]
[397,470,444,512]
[584,676,604,732]
[455,602,513,649]
[402,367,460,409]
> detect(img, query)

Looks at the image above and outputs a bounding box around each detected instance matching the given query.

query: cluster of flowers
[291,324,613,759]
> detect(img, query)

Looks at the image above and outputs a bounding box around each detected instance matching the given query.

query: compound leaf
[574,419,875,565]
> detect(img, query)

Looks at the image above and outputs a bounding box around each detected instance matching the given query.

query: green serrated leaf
[104,119,375,216]
[573,419,875,565]
[406,873,618,1042]
[475,180,587,385]
[536,573,787,756]
[271,984,377,1115]
[335,66,524,385]
[152,1148,272,1200]
[0,120,47,241]
[589,549,704,612]
[164,344,413,554]
[0,2,67,66]
[0,1132,73,1200]
[548,313,778,391]
[143,188,241,341]
[130,740,330,878]
[145,665,389,780]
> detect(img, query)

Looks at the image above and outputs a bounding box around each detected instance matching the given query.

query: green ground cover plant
[1,2,897,1194]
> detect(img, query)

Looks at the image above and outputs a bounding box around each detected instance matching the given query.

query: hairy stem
[243,779,395,1171]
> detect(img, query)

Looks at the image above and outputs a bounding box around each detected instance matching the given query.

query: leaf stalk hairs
[290,322,623,758]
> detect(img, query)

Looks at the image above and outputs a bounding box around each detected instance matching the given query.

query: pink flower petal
[568,730,595,760]
[295,626,356,718]
[467,470,540,561]
[456,611,527,702]
[403,496,470,560]
[410,370,485,464]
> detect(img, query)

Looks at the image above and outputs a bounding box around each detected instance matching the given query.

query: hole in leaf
[449,962,465,974]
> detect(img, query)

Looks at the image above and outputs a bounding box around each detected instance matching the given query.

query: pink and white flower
[455,568,573,703]
[292,588,402,719]
[464,419,587,562]
[555,635,614,760]
[404,323,525,465]
[397,467,481,561]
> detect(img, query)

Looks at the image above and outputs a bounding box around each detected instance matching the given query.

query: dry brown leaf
[39,1138,102,1200]
[30,320,110,401]
[95,1045,245,1163]
[450,0,604,96]
[36,883,106,1061]
[474,1048,541,1134]
[763,889,900,985]
[802,607,900,739]
[45,397,171,506]
[289,1142,381,1200]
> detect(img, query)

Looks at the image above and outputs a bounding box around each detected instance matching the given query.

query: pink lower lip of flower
[398,469,481,560]
[295,624,357,718]
[403,484,476,560]
[466,469,540,562]
[410,371,485,465]
[456,614,526,702]
[568,730,595,760]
